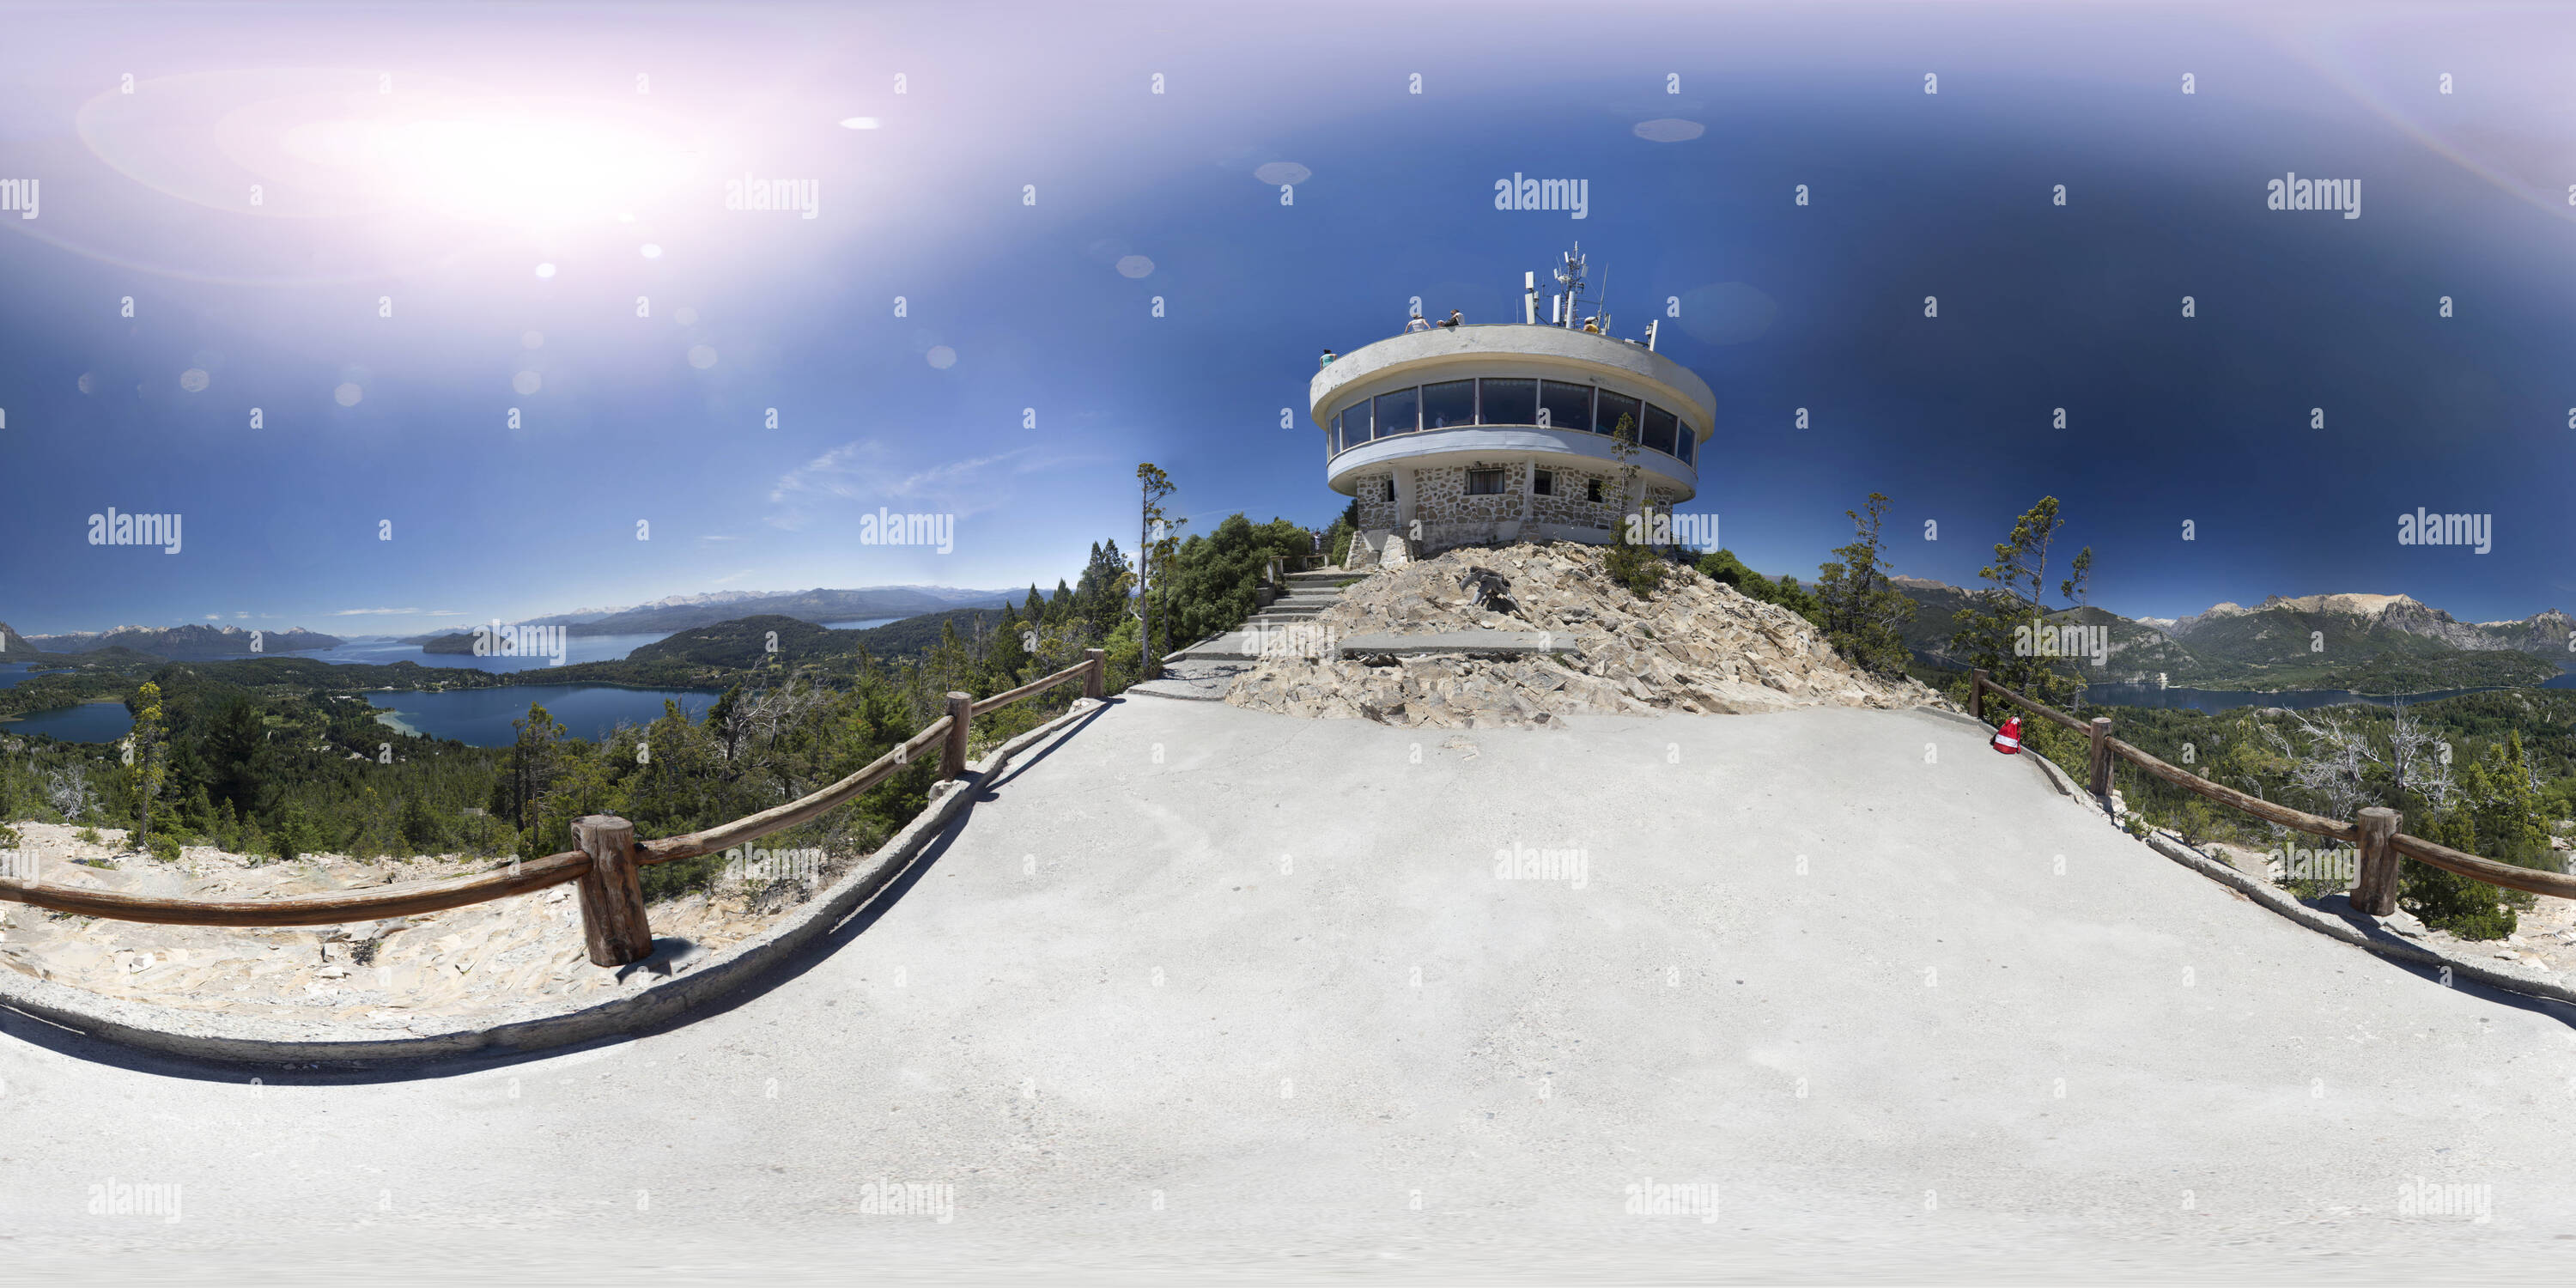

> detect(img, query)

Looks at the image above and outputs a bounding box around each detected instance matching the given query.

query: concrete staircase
[1239,568,1366,632]
[1129,568,1372,700]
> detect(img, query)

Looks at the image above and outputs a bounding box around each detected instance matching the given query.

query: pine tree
[1948,496,2093,709]
[125,681,168,856]
[1814,492,1917,674]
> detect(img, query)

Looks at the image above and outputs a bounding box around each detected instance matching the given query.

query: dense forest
[0,512,1325,903]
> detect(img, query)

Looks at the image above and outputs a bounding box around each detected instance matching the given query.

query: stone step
[1332,630,1580,660]
[1285,571,1366,586]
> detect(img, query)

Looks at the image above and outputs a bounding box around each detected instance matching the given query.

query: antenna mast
[1552,243,1586,330]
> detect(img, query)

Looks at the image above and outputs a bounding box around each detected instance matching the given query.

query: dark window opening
[1466,467,1505,495]
[1598,391,1643,443]
[1532,469,1554,497]
[1642,404,1679,457]
[1478,378,1537,426]
[1539,380,1595,433]
[1374,387,1419,438]
[1585,478,1604,503]
[1421,380,1475,428]
[1382,477,1396,502]
[1675,420,1697,465]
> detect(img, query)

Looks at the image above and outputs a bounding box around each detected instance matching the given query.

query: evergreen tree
[1948,496,2093,709]
[1813,492,1917,674]
[125,681,168,855]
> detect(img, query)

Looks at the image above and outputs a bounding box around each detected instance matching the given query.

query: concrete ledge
[1334,630,1580,660]
[2142,829,2576,1008]
[0,699,1110,1066]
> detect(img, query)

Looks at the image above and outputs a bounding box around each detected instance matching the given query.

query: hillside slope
[1894,579,2566,691]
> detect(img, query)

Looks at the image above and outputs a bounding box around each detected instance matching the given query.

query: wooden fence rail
[0,649,1110,966]
[1971,669,2576,909]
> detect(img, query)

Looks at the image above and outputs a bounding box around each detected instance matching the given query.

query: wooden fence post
[1083,647,1106,700]
[941,691,973,781]
[2352,806,2403,916]
[572,815,653,968]
[1969,669,1988,721]
[2088,716,2113,801]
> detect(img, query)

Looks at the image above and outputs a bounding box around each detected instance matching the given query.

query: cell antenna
[1552,243,1586,330]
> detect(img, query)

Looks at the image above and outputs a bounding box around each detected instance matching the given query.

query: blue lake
[0,662,36,690]
[368,684,719,747]
[2084,669,2576,715]
[187,632,678,673]
[3,701,136,743]
[199,619,904,673]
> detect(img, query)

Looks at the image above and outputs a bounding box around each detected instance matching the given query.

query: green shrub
[1695,549,1821,625]
[1603,527,1668,600]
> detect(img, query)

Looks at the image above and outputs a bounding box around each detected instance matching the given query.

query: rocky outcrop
[1224,543,1939,728]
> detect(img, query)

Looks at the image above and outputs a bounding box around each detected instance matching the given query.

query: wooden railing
[1970,670,2576,909]
[0,650,1109,967]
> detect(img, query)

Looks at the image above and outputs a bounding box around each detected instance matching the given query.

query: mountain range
[14,623,345,660]
[1891,579,2572,692]
[414,585,1020,640]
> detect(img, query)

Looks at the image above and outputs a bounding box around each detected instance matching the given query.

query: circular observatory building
[1311,246,1714,568]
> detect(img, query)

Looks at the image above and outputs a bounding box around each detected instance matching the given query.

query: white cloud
[329,607,423,616]
[765,441,1040,531]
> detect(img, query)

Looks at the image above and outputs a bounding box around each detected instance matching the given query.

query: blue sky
[4,2,2573,636]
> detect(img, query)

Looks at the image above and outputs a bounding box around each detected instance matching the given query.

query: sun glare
[277,100,697,227]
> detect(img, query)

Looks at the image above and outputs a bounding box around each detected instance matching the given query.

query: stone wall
[1347,457,1674,556]
[1354,472,1398,531]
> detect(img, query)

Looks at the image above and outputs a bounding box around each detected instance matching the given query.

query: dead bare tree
[2259,707,2382,823]
[44,766,93,822]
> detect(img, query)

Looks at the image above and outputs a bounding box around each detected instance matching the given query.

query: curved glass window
[1421,380,1475,429]
[1374,387,1419,439]
[1538,380,1594,433]
[1340,400,1369,450]
[1478,378,1536,426]
[1598,391,1643,443]
[1675,419,1697,465]
[1641,403,1678,457]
